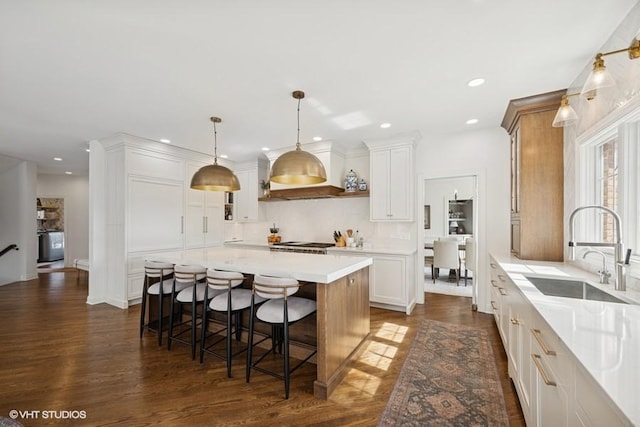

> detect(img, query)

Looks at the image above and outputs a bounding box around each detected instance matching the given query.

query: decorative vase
[345,169,358,192]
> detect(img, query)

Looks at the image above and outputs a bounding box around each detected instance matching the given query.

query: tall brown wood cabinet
[501,90,565,261]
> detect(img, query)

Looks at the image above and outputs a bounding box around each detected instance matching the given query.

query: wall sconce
[552,37,640,127]
[552,93,579,127]
[580,37,640,99]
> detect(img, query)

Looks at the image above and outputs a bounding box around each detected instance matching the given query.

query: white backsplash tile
[240,197,415,247]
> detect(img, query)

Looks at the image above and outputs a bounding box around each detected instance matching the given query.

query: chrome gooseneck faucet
[568,205,630,291]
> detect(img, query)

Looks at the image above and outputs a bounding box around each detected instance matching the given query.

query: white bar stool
[246,274,317,399]
[167,264,208,360]
[200,270,265,377]
[139,260,177,346]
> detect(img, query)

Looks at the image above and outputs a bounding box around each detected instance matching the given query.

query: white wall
[37,174,89,266]
[416,127,511,312]
[0,160,38,285]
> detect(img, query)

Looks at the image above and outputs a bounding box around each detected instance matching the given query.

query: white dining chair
[464,237,475,286]
[433,239,461,285]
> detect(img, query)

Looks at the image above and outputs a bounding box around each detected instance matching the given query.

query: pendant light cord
[213,120,218,165]
[296,97,301,150]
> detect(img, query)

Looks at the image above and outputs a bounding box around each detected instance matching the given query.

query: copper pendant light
[190,117,241,191]
[269,90,327,185]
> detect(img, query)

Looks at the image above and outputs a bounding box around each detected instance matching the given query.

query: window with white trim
[578,110,640,260]
[596,138,618,242]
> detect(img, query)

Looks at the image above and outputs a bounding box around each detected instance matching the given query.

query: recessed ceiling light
[380,123,391,129]
[467,78,485,87]
[261,147,270,151]
[313,136,323,142]
[219,154,228,159]
[85,148,90,153]
[466,118,479,125]
[53,157,62,161]
[65,171,72,175]
[160,138,171,144]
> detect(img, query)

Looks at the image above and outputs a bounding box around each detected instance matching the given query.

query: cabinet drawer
[530,317,571,386]
[574,364,626,426]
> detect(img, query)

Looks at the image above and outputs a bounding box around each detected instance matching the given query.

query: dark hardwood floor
[0,270,525,426]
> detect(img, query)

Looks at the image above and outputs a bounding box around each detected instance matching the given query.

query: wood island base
[313,267,370,399]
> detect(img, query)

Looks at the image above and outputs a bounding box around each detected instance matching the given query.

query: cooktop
[275,241,336,248]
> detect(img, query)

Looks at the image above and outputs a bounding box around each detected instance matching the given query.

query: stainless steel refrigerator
[38,231,65,262]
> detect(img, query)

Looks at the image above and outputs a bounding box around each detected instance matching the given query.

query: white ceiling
[0,0,638,175]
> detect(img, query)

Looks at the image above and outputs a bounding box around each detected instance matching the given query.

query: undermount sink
[525,276,628,304]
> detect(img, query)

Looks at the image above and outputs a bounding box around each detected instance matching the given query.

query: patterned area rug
[379,320,509,426]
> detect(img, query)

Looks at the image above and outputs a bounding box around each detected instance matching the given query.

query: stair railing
[0,244,19,258]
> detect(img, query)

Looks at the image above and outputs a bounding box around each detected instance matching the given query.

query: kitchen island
[147,247,373,399]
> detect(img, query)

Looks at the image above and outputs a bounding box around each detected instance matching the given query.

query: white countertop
[492,254,640,425]
[146,247,372,284]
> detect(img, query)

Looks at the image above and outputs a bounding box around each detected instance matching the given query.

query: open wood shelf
[258,185,369,201]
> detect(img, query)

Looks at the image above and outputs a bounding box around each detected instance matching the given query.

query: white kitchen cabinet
[489,258,507,345]
[370,253,416,314]
[185,162,224,248]
[489,256,532,424]
[490,258,511,347]
[234,160,267,222]
[530,311,570,427]
[95,133,234,307]
[506,280,532,423]
[364,133,418,222]
[128,176,184,253]
[573,364,627,426]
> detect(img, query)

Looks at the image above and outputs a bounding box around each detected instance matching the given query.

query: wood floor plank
[0,272,525,426]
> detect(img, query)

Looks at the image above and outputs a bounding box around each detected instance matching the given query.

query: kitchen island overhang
[147,247,373,399]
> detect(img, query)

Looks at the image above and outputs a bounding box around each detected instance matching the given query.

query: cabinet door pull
[490,262,497,269]
[203,216,206,233]
[510,317,519,325]
[205,216,208,233]
[498,287,507,296]
[531,354,556,386]
[490,279,498,288]
[498,274,506,282]
[181,216,184,234]
[490,301,498,310]
[531,329,556,356]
